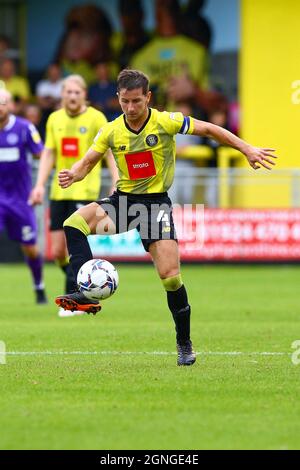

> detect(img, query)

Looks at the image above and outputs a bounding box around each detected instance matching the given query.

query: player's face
[62,81,86,114]
[0,92,12,123]
[118,88,151,124]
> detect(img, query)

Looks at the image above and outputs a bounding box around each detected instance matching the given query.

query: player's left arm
[191,118,277,170]
[105,150,119,194]
[58,148,104,189]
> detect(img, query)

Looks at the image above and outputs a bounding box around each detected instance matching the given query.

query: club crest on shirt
[6,133,19,145]
[79,127,87,134]
[146,134,158,147]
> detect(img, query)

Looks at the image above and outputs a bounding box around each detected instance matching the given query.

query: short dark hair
[117,69,149,95]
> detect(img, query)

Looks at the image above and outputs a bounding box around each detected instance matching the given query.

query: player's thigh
[50,230,67,259]
[148,239,180,279]
[76,202,116,235]
[49,200,68,231]
[6,202,37,245]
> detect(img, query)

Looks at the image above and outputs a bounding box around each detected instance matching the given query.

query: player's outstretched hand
[245,147,277,170]
[29,185,45,205]
[58,169,75,188]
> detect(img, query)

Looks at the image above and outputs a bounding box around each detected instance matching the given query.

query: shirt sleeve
[45,114,55,150]
[17,77,31,100]
[95,110,108,129]
[25,122,44,154]
[162,111,194,135]
[91,124,110,154]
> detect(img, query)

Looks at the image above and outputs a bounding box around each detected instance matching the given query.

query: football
[77,259,119,301]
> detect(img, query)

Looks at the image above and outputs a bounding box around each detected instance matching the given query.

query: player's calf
[35,287,48,304]
[161,274,196,366]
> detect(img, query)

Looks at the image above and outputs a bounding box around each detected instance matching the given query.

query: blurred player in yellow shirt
[30,75,118,316]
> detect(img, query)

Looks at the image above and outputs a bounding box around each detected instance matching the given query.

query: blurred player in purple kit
[0,89,47,304]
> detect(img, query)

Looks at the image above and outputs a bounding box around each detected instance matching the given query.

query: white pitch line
[5,351,289,357]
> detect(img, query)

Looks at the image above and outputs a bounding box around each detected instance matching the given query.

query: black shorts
[50,200,94,231]
[96,190,177,252]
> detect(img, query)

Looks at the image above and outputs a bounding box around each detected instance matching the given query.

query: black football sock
[167,285,191,344]
[65,264,77,294]
[64,226,93,281]
[57,260,77,294]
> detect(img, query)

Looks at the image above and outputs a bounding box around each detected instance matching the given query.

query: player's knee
[161,273,183,291]
[22,244,39,259]
[63,212,91,236]
[52,245,66,260]
[159,266,180,280]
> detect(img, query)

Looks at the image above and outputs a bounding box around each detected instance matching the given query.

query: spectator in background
[55,5,114,85]
[167,70,228,116]
[168,102,202,205]
[36,63,63,112]
[205,108,230,148]
[0,35,11,59]
[113,0,150,70]
[36,63,63,138]
[24,104,45,141]
[228,99,240,136]
[159,0,228,119]
[0,35,19,60]
[0,35,10,58]
[0,58,31,115]
[130,0,209,109]
[88,61,120,121]
[181,0,212,50]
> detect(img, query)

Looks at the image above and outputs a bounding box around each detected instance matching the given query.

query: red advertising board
[44,208,300,262]
[176,208,300,261]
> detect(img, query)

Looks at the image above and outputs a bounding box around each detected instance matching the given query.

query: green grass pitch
[0,262,300,450]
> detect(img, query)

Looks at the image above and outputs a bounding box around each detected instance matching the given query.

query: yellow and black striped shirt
[92,108,194,194]
[45,107,107,200]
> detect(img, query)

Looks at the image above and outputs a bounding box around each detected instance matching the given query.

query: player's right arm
[191,119,277,170]
[58,148,104,189]
[29,148,56,204]
[30,113,57,205]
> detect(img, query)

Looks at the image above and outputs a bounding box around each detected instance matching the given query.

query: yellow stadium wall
[236,0,300,208]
